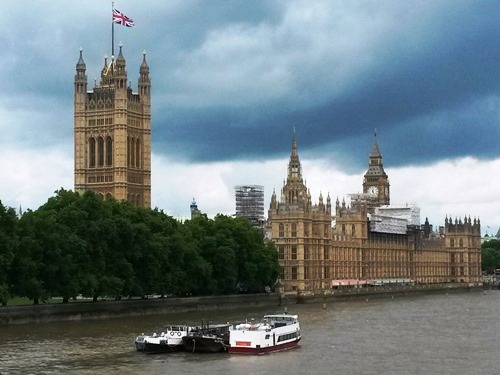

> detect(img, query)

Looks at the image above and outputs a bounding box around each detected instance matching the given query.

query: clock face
[368,186,379,196]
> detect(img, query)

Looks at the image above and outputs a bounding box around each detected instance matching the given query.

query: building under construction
[234,185,265,227]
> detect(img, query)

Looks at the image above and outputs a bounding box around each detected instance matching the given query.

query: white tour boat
[228,313,301,354]
[135,325,192,354]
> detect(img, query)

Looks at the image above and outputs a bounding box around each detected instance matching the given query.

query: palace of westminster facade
[74,48,482,293]
[268,133,482,292]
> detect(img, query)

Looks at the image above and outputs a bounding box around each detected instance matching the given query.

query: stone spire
[287,127,302,182]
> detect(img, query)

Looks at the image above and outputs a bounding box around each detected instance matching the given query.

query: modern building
[74,45,151,207]
[268,132,482,292]
[235,185,265,227]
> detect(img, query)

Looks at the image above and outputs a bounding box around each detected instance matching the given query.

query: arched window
[459,238,464,248]
[88,137,96,167]
[279,223,284,238]
[450,239,455,248]
[135,138,140,168]
[105,193,113,200]
[130,137,136,167]
[106,136,113,166]
[97,137,104,166]
[127,136,131,167]
[291,223,297,237]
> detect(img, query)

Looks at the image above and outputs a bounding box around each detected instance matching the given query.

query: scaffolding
[234,185,264,227]
[369,204,421,234]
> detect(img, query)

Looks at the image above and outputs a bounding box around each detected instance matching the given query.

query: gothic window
[304,267,309,280]
[324,266,330,279]
[106,136,113,166]
[459,238,463,248]
[323,245,329,260]
[342,224,346,235]
[136,138,141,168]
[88,137,96,167]
[291,223,297,237]
[278,246,285,260]
[291,246,297,260]
[279,267,285,280]
[450,239,455,248]
[304,224,309,237]
[127,137,131,167]
[352,224,356,237]
[304,246,309,260]
[97,137,104,166]
[324,224,329,238]
[291,267,298,280]
[105,193,113,200]
[279,223,284,237]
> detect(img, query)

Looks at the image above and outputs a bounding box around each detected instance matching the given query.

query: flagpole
[111,1,115,57]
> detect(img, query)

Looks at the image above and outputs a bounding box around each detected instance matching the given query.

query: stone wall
[0,293,279,325]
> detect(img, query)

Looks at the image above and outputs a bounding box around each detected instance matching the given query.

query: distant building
[235,185,265,227]
[268,131,482,292]
[190,198,201,219]
[74,46,151,207]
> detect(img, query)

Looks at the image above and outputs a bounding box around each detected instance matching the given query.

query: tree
[0,200,17,305]
[482,239,500,274]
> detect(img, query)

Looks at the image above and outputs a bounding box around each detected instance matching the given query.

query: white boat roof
[263,314,298,319]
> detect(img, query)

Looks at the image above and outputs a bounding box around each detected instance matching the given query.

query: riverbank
[1,283,487,325]
[294,282,484,304]
[0,293,279,325]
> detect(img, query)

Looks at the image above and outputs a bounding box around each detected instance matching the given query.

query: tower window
[291,223,297,237]
[97,137,104,166]
[136,138,141,168]
[279,223,284,237]
[106,136,113,166]
[88,137,96,167]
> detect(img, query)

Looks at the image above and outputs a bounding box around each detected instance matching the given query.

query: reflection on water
[1,291,499,375]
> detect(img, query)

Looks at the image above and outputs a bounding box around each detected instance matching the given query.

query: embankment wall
[296,283,484,304]
[0,293,279,325]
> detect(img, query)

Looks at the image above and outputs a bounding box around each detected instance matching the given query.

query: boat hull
[228,337,300,355]
[182,336,228,353]
[140,342,185,354]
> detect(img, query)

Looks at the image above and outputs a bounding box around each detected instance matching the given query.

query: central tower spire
[287,128,302,181]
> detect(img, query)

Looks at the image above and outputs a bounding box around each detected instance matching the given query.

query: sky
[0,0,499,235]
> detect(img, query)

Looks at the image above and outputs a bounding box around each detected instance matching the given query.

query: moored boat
[135,325,192,354]
[228,313,301,355]
[182,322,230,353]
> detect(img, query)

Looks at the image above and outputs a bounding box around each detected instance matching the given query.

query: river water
[0,291,498,375]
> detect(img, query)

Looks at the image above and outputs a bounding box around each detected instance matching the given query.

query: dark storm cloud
[149,1,499,169]
[1,1,498,172]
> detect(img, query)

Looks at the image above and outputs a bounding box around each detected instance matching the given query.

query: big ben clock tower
[363,132,390,208]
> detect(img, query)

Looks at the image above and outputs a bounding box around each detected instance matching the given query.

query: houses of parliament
[268,132,482,292]
[74,48,482,293]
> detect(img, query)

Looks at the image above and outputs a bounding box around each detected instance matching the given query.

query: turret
[74,48,87,102]
[138,50,151,99]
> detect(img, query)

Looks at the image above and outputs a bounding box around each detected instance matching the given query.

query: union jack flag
[113,9,135,27]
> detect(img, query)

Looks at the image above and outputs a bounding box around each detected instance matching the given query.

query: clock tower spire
[363,130,390,208]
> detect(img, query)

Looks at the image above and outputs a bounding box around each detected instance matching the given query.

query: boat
[135,325,192,354]
[182,322,230,353]
[228,313,301,354]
